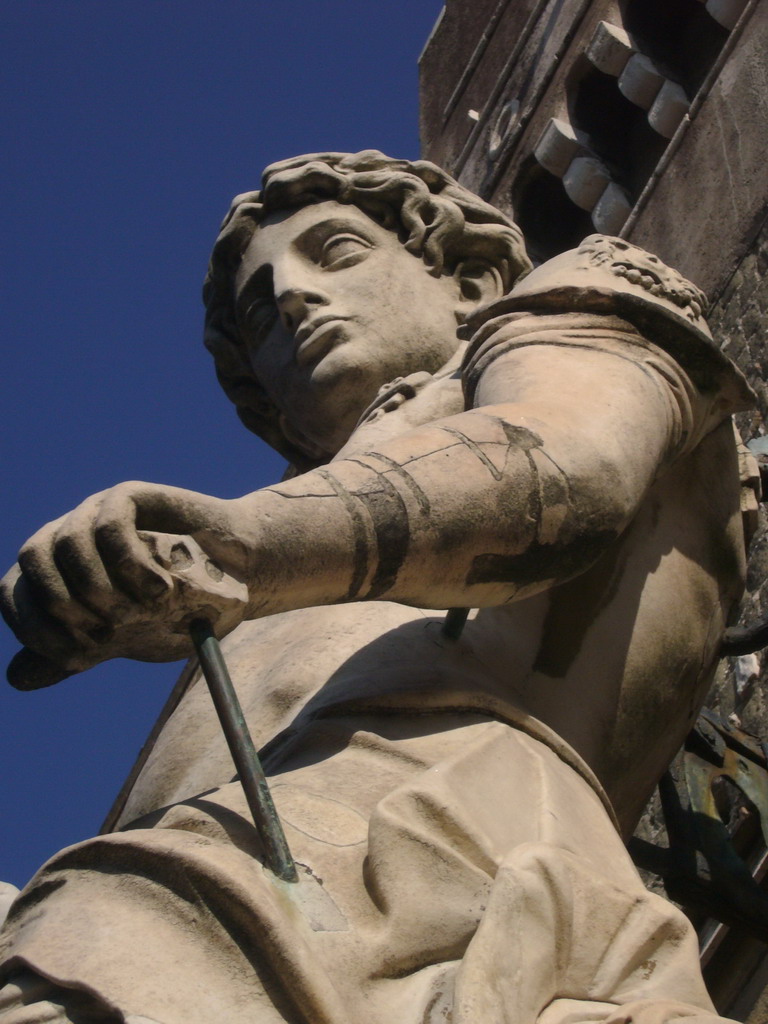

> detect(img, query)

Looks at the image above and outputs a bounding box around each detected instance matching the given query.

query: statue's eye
[319,234,372,269]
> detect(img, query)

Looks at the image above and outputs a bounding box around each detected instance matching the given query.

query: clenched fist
[1,482,251,688]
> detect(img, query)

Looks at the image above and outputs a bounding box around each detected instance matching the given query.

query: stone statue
[0,151,756,1024]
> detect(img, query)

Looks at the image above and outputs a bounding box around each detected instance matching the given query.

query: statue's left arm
[0,246,752,682]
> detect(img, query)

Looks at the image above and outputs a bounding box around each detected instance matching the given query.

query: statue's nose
[275,286,328,334]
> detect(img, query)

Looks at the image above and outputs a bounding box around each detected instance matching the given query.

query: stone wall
[708,211,768,735]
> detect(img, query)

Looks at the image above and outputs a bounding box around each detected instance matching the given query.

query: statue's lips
[295,317,349,366]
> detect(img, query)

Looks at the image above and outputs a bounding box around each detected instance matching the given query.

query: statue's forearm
[238,345,678,616]
[245,411,549,615]
[0,336,684,681]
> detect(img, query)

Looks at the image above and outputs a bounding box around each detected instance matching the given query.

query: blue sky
[1,1,444,889]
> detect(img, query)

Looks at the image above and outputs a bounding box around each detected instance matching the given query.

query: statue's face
[235,200,464,455]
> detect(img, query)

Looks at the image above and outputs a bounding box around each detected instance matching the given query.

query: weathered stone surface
[0,153,753,1023]
[592,181,633,233]
[648,80,690,140]
[708,213,768,762]
[627,0,768,298]
[422,0,595,195]
[586,20,634,77]
[709,214,768,421]
[618,54,665,111]
[563,155,611,211]
[534,117,582,177]
[487,98,520,160]
[420,0,548,174]
[706,0,749,30]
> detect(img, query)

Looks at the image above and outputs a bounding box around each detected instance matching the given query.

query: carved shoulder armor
[466,234,753,414]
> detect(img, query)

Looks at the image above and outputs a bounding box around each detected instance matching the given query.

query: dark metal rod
[442,607,470,641]
[189,619,298,882]
[721,619,768,657]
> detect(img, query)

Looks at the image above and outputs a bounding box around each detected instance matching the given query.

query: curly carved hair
[203,150,531,469]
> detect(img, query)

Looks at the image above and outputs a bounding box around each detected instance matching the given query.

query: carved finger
[93,485,173,602]
[51,497,133,632]
[0,565,86,666]
[17,520,106,643]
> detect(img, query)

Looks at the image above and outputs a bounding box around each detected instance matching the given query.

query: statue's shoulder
[469,234,753,410]
[510,234,710,333]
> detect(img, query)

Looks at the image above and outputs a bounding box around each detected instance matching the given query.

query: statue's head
[204,150,531,469]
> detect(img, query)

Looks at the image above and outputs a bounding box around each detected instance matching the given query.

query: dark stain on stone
[467,529,618,590]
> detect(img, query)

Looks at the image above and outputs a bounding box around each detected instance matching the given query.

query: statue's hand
[0,482,250,689]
